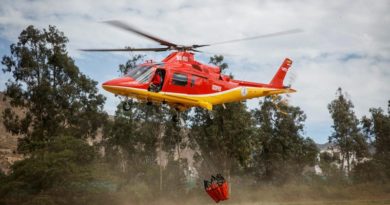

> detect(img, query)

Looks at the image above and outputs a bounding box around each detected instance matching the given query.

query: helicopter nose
[103,77,134,87]
[102,77,139,93]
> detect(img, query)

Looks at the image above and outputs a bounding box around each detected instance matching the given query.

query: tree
[251,96,318,184]
[319,151,342,181]
[103,102,160,172]
[328,88,368,174]
[191,103,254,180]
[1,25,107,153]
[190,56,254,183]
[357,103,390,182]
[0,136,100,205]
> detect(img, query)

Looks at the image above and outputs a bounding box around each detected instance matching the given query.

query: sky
[0,0,389,143]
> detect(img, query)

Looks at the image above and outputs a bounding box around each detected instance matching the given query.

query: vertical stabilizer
[269,58,292,87]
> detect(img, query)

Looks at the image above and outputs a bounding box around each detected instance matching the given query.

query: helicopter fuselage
[102,51,295,110]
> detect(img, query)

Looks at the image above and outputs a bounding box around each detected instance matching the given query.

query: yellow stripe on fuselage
[102,85,295,110]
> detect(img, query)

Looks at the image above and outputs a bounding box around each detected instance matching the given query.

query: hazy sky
[0,0,389,143]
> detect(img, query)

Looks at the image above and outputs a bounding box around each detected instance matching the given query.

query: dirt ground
[231,200,390,205]
[140,182,390,205]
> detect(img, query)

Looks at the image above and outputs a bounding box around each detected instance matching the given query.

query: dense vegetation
[0,25,389,205]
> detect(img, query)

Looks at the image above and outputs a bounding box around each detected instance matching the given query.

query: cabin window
[172,73,188,86]
[191,75,207,87]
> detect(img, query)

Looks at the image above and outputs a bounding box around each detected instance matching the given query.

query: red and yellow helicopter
[81,21,299,112]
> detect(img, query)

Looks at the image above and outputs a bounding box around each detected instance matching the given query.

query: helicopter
[81,20,299,114]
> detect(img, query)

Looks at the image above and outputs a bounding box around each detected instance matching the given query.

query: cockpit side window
[172,73,188,86]
[126,65,154,83]
[137,69,154,83]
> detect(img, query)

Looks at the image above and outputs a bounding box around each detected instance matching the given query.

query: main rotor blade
[79,47,169,52]
[206,29,303,46]
[104,20,177,47]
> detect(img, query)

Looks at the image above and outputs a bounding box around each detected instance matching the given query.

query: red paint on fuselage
[103,76,148,89]
[103,51,292,96]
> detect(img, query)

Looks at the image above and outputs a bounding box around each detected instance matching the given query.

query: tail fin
[269,58,292,87]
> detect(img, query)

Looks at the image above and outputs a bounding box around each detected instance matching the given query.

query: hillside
[0,92,23,174]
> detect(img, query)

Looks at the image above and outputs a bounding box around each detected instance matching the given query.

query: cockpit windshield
[125,65,154,83]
